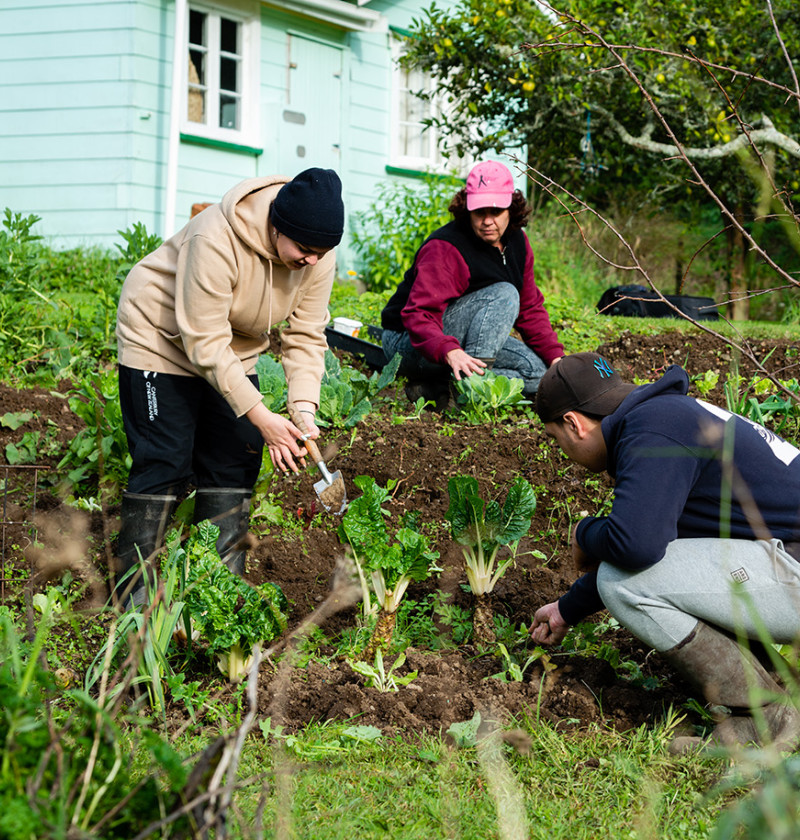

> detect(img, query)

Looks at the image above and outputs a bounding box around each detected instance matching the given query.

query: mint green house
[0,0,465,268]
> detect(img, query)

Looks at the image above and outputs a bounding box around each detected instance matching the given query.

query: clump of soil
[2,330,798,738]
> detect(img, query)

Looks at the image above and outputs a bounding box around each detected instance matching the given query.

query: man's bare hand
[529,601,569,646]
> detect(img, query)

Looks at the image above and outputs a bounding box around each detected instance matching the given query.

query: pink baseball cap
[465,161,514,211]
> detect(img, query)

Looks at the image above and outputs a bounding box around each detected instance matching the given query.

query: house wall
[342,0,444,271]
[0,0,162,247]
[0,0,461,267]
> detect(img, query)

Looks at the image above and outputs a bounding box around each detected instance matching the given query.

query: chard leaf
[499,476,537,544]
[396,528,440,583]
[183,522,288,658]
[445,475,481,543]
[446,475,536,549]
[339,477,438,596]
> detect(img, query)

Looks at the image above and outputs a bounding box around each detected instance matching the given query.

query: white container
[332,317,362,337]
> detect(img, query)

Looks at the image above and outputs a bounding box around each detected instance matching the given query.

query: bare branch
[511,152,800,405]
[767,0,800,120]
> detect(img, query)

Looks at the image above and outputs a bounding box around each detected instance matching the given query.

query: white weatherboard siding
[0,0,463,266]
[0,0,171,246]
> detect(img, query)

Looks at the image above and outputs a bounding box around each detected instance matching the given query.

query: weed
[0,411,34,430]
[562,617,661,689]
[0,600,191,838]
[491,642,555,683]
[114,221,162,284]
[5,428,60,466]
[692,369,720,397]
[56,367,131,498]
[85,534,188,723]
[391,395,431,423]
[395,590,472,649]
[722,368,800,442]
[251,491,305,539]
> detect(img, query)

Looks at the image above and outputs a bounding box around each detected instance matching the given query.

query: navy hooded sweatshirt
[558,365,800,624]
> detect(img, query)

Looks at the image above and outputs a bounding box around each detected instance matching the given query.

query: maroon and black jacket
[381,220,564,365]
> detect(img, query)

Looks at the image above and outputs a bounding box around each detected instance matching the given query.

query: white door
[279,35,343,174]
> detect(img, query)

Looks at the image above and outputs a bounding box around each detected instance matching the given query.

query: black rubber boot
[663,621,800,755]
[404,378,452,412]
[114,492,178,608]
[193,488,252,576]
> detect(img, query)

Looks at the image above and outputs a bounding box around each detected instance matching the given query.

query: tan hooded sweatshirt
[116,176,335,417]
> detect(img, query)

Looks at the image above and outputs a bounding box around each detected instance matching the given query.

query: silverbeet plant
[445,475,537,648]
[183,521,288,683]
[338,476,440,661]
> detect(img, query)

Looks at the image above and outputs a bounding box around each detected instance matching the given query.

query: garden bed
[2,330,798,741]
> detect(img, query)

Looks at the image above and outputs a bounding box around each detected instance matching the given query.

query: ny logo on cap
[593,358,614,378]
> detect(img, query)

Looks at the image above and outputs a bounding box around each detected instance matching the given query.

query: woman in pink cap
[380,160,563,408]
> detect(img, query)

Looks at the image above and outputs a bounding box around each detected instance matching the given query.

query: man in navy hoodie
[530,352,800,753]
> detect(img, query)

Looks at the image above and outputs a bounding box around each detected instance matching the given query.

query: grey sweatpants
[596,538,800,652]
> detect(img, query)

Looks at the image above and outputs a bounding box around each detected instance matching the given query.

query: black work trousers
[119,366,263,496]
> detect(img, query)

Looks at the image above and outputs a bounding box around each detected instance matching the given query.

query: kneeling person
[530,352,800,753]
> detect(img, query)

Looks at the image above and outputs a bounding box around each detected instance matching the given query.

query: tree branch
[588,107,800,160]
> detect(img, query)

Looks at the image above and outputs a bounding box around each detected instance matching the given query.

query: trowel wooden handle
[302,435,324,467]
[292,410,324,467]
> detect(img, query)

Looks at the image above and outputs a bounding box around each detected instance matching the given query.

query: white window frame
[182,1,260,146]
[389,35,467,174]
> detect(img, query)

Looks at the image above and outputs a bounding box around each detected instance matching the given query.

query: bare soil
[2,330,798,740]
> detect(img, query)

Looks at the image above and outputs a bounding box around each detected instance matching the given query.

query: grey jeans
[596,538,800,651]
[382,282,548,396]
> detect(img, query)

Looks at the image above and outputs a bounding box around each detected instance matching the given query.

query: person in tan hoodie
[115,167,344,605]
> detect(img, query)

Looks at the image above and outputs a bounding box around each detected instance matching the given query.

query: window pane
[220,94,239,130]
[220,56,239,93]
[188,86,205,124]
[189,10,206,47]
[220,17,239,54]
[401,123,426,158]
[189,49,205,86]
[188,48,206,123]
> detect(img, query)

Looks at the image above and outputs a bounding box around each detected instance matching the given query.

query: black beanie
[271,167,344,248]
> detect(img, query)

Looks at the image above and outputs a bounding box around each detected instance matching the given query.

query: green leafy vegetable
[445,475,537,597]
[453,371,531,423]
[255,353,288,413]
[339,476,439,614]
[338,476,439,656]
[318,351,400,429]
[183,521,288,682]
[347,650,417,692]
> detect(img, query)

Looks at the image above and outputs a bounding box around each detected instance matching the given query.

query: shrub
[350,173,463,292]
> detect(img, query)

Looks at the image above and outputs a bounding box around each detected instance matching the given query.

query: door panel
[279,35,343,174]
